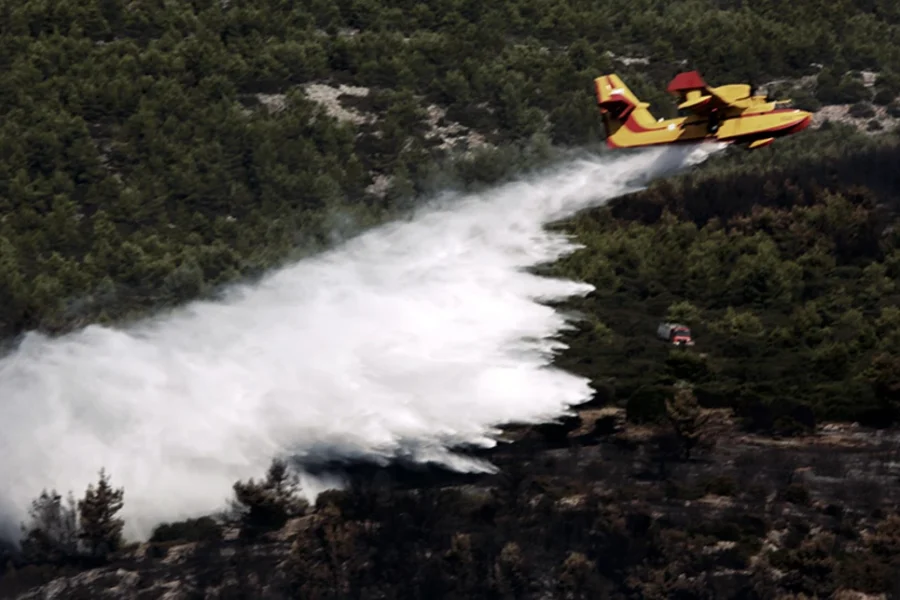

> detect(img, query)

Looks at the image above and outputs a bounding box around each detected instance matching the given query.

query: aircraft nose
[788,111,813,134]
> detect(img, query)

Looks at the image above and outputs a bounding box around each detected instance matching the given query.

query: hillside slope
[548,126,900,428]
[4,2,900,597]
[2,0,900,338]
[4,412,900,599]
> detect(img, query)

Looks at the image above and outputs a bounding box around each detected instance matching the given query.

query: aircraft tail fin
[595,74,643,120]
[594,74,657,146]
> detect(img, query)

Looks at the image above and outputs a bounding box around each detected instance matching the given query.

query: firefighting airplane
[596,70,812,150]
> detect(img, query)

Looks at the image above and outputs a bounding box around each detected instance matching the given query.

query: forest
[2,0,900,338]
[548,125,900,430]
[3,0,900,597]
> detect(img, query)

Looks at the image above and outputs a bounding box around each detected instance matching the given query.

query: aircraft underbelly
[722,113,771,137]
[721,111,807,140]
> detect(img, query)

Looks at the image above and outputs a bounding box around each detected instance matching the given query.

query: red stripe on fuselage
[616,111,811,140]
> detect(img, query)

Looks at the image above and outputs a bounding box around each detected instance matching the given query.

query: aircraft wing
[666,71,734,116]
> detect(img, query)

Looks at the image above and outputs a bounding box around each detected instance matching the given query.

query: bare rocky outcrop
[812,103,899,132]
[302,83,373,125]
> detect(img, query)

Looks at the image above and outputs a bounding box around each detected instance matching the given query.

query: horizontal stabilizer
[677,95,712,111]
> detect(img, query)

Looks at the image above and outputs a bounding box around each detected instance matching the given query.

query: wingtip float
[596,70,812,150]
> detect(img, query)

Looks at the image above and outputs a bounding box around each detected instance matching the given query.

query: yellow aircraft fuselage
[595,73,812,150]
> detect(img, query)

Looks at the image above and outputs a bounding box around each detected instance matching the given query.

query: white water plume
[0,143,722,540]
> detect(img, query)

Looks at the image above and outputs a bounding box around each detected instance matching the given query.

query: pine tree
[231,458,309,537]
[77,469,125,559]
[19,490,79,563]
[665,384,714,460]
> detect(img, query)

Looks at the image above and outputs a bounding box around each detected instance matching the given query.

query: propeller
[751,79,779,102]
[744,78,768,101]
[744,76,788,104]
